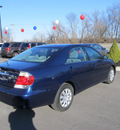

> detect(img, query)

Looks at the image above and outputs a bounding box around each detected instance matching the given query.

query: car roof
[82,43,96,46]
[36,43,86,49]
[3,42,22,44]
[22,42,46,44]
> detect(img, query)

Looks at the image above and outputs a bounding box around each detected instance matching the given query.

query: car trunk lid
[0,67,19,88]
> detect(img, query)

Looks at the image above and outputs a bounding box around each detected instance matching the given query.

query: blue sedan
[0,44,116,111]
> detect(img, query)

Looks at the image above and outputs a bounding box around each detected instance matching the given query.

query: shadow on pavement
[8,109,37,130]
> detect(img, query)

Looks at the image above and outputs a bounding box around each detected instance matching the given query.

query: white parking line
[116,67,120,71]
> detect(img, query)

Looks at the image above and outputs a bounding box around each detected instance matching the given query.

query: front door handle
[70,66,73,71]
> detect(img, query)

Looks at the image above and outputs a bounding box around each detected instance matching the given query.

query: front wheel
[105,67,115,84]
[51,83,74,112]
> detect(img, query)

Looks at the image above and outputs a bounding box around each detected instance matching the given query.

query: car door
[11,43,18,53]
[65,46,97,93]
[84,46,111,84]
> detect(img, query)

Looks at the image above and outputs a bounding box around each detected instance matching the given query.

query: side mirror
[103,55,108,60]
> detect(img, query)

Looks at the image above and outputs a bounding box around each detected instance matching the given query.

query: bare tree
[47,3,120,43]
[66,13,79,42]
[107,3,120,41]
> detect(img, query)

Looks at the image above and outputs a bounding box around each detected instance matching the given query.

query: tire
[13,52,18,57]
[51,83,74,112]
[1,55,6,58]
[105,67,115,84]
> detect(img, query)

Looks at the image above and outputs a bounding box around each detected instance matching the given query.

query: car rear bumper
[1,52,12,57]
[1,52,7,57]
[0,87,56,109]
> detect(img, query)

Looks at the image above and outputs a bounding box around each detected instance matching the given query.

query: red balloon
[21,28,24,32]
[4,31,7,34]
[80,15,85,20]
[53,26,56,30]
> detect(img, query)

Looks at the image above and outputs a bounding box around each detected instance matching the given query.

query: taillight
[28,44,30,49]
[19,45,21,51]
[7,47,10,52]
[14,71,34,89]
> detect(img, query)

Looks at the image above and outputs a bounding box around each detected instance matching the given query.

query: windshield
[12,47,59,63]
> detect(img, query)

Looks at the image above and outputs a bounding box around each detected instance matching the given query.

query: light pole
[11,24,14,42]
[0,6,2,43]
[55,20,59,43]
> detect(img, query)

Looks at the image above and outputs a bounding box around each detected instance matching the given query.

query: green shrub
[108,40,120,63]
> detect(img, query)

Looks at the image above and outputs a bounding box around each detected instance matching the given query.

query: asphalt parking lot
[0,57,120,130]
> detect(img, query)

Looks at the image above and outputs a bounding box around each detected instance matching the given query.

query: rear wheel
[51,83,74,112]
[13,52,18,57]
[105,67,115,84]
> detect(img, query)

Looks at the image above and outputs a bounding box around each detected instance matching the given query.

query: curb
[116,67,120,71]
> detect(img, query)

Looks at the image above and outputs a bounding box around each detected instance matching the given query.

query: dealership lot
[0,57,119,130]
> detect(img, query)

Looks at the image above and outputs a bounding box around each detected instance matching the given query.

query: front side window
[97,44,102,50]
[84,47,103,61]
[38,43,44,45]
[93,44,98,50]
[12,47,59,63]
[66,47,87,64]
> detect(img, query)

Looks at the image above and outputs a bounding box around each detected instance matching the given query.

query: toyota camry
[0,44,116,111]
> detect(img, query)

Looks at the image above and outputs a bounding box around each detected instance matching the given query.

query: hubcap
[109,69,114,81]
[60,88,72,108]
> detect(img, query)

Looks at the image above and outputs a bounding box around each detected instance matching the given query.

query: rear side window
[31,43,36,47]
[2,43,9,47]
[11,44,18,47]
[21,43,29,48]
[66,47,87,64]
[84,47,103,61]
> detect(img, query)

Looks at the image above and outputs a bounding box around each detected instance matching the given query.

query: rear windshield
[2,43,9,47]
[21,43,29,48]
[11,47,59,63]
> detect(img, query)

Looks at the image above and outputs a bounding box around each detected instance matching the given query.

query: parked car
[0,43,3,54]
[1,42,22,58]
[84,43,108,55]
[19,42,46,53]
[0,44,116,111]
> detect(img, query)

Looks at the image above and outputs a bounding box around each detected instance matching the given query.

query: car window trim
[65,46,88,65]
[83,46,104,61]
